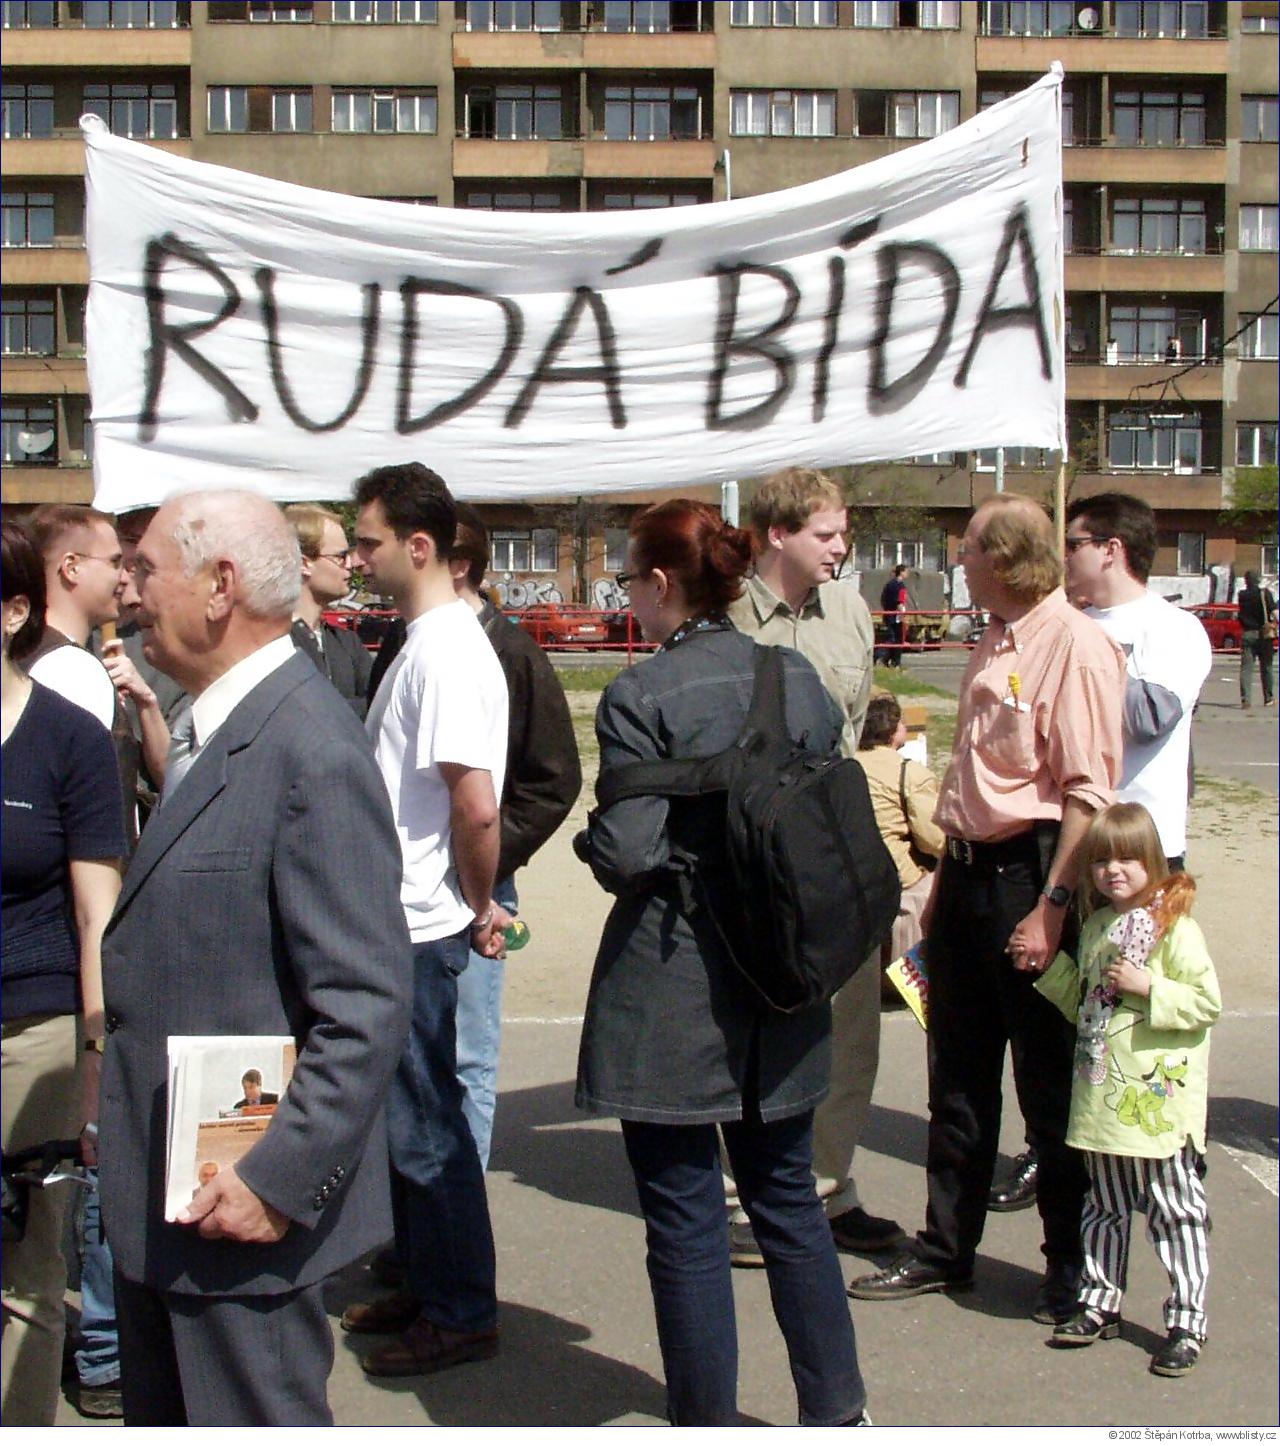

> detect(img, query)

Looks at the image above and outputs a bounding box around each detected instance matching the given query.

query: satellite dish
[1077,6,1101,29]
[16,428,55,455]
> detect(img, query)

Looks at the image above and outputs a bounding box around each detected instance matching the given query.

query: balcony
[1063,142,1226,185]
[1066,359,1223,403]
[0,463,94,506]
[583,138,715,179]
[453,136,583,177]
[1,26,191,67]
[1,133,191,176]
[452,27,715,70]
[976,35,1228,74]
[583,31,715,69]
[1066,251,1225,292]
[0,246,89,285]
[0,356,89,396]
[1068,470,1225,511]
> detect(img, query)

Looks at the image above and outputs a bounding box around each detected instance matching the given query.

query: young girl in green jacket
[1037,802,1220,1379]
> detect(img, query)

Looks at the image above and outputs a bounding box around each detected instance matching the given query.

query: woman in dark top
[1,519,124,1426]
[575,501,868,1427]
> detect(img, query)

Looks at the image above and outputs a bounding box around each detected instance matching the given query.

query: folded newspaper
[164,1036,296,1222]
[885,941,929,1030]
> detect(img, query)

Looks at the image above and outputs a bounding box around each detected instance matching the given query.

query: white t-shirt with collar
[367,599,508,944]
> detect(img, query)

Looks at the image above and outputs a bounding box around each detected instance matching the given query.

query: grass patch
[874,664,952,698]
[1191,772,1276,813]
[555,662,627,694]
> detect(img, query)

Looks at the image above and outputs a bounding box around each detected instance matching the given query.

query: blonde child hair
[1077,802,1195,934]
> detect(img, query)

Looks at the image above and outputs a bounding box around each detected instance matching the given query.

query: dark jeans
[621,1108,865,1427]
[915,849,1086,1275]
[1239,630,1274,707]
[386,932,497,1334]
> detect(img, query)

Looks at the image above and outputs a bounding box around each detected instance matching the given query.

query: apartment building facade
[4,0,1277,603]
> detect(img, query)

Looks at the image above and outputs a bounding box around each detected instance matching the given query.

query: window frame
[331,0,437,19]
[1,294,56,356]
[730,88,836,138]
[1,397,58,465]
[1236,422,1279,468]
[1239,204,1279,253]
[1,191,55,248]
[83,81,179,140]
[603,84,702,142]
[332,87,437,134]
[271,88,313,133]
[1239,313,1280,361]
[1241,95,1280,144]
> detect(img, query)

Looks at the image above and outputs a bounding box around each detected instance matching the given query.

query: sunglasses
[1064,534,1114,553]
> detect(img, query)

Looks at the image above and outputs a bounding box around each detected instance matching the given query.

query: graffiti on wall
[592,576,630,612]
[494,577,564,608]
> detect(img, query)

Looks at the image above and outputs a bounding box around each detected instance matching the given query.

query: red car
[1185,603,1278,652]
[505,604,608,649]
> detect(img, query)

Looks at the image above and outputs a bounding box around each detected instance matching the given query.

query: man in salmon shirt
[849,494,1125,1329]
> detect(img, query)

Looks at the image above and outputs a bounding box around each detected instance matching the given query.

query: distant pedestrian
[878,565,910,668]
[1039,803,1219,1378]
[1236,570,1276,710]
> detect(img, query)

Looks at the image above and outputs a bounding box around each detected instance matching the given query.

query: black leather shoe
[1032,1261,1082,1325]
[847,1252,973,1301]
[1150,1328,1203,1377]
[829,1206,907,1254]
[1049,1309,1121,1348]
[988,1150,1039,1212]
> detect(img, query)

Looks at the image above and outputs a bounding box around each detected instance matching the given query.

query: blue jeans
[455,877,516,1170]
[621,1109,866,1427]
[386,932,497,1334]
[75,1171,119,1387]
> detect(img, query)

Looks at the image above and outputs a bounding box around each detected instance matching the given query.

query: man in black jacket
[284,504,373,719]
[1237,569,1276,709]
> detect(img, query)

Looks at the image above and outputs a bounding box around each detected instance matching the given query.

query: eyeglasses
[314,549,353,564]
[615,571,639,588]
[72,552,125,570]
[1064,534,1113,553]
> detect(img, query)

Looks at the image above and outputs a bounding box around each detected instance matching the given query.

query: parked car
[322,603,399,653]
[505,604,608,649]
[1187,603,1242,652]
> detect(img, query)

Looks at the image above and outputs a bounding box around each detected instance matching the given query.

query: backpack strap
[594,645,787,812]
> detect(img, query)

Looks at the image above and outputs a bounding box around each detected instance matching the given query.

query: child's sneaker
[1150,1328,1202,1377]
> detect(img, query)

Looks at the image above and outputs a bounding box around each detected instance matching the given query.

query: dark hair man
[1236,568,1276,709]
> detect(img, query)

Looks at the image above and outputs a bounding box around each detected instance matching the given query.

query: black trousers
[915,845,1086,1275]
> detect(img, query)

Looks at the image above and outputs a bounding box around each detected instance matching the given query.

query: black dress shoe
[988,1150,1039,1212]
[1049,1309,1121,1348]
[1032,1261,1082,1325]
[847,1252,973,1301]
[829,1206,907,1254]
[1150,1328,1203,1377]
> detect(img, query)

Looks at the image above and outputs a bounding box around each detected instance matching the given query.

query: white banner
[84,70,1065,512]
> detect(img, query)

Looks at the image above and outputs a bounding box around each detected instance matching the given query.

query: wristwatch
[1041,884,1072,908]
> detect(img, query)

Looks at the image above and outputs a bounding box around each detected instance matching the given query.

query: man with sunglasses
[283,504,373,719]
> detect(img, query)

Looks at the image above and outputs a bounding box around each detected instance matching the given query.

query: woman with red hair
[574,500,869,1426]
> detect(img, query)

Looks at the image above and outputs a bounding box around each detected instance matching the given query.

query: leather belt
[944,830,1039,868]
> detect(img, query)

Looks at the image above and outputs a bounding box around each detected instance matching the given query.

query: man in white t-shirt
[24,504,126,730]
[1064,491,1211,867]
[344,462,510,1379]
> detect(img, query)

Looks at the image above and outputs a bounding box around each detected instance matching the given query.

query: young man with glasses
[283,504,373,718]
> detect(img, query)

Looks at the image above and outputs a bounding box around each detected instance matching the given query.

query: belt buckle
[949,838,974,865]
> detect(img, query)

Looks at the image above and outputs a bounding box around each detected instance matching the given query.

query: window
[1111,197,1206,253]
[851,0,958,23]
[1236,422,1279,468]
[730,89,835,138]
[271,89,312,133]
[465,85,562,140]
[899,451,956,464]
[974,446,1054,470]
[1109,305,1207,361]
[2,295,55,355]
[1113,1,1209,36]
[598,187,702,207]
[1176,532,1205,576]
[464,1,560,29]
[84,83,178,139]
[1263,541,1280,575]
[207,86,248,133]
[332,0,436,18]
[463,187,569,210]
[332,89,437,134]
[3,1,57,24]
[2,83,54,139]
[1240,204,1279,252]
[982,1,1077,35]
[1,399,57,465]
[604,527,628,571]
[1241,12,1280,30]
[730,0,837,22]
[83,1,184,25]
[1107,410,1202,472]
[604,85,701,141]
[1239,313,1280,360]
[249,1,311,18]
[1242,96,1279,143]
[492,529,557,572]
[1,191,55,247]
[1112,89,1206,146]
[892,91,959,138]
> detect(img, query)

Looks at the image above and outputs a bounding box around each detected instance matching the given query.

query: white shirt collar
[190,634,296,751]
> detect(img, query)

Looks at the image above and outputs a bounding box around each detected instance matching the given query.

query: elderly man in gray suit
[97,490,411,1426]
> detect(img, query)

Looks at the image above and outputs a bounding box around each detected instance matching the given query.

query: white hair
[166,489,301,620]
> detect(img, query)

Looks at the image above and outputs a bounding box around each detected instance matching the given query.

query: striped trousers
[1080,1144,1210,1339]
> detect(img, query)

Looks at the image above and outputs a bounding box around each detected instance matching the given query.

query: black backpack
[595,646,901,1014]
